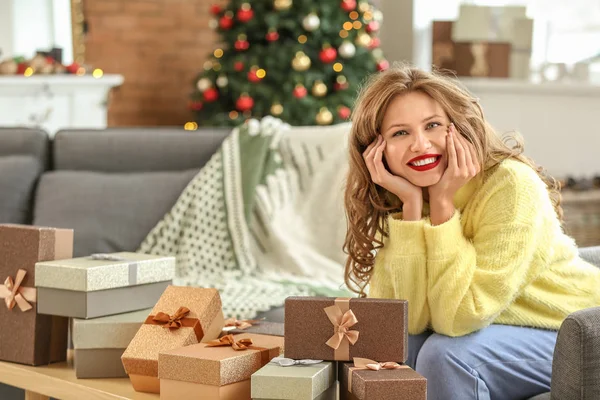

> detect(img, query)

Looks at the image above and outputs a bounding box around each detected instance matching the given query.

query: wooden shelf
[0,351,157,400]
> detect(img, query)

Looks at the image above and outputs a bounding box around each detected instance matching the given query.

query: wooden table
[0,352,157,400]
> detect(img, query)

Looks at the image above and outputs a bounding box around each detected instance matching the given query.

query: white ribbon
[270,357,323,367]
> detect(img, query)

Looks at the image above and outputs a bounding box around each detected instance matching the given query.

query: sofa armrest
[551,306,600,399]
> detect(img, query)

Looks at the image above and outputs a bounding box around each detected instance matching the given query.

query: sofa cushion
[33,169,198,257]
[0,156,42,224]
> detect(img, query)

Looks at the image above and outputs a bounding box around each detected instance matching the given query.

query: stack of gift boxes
[0,222,427,400]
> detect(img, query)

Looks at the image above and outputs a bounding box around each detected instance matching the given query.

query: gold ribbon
[144,306,205,342]
[223,317,263,330]
[205,334,271,365]
[0,269,37,312]
[324,298,359,360]
[347,357,408,393]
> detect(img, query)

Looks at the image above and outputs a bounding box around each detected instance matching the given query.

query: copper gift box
[0,224,73,365]
[284,297,408,362]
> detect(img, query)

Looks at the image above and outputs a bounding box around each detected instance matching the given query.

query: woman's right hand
[363,135,423,220]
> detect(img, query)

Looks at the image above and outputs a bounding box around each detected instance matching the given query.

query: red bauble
[341,0,356,12]
[219,15,234,30]
[189,101,204,111]
[366,21,380,33]
[237,8,254,22]
[234,61,245,71]
[266,30,279,42]
[338,106,351,120]
[368,37,381,49]
[377,60,390,71]
[319,47,337,64]
[203,88,219,102]
[234,39,250,51]
[66,62,80,74]
[293,85,308,99]
[248,69,262,83]
[334,82,349,91]
[16,62,28,74]
[236,95,254,111]
[210,4,222,15]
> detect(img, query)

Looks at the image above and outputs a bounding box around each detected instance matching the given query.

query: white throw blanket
[139,117,352,318]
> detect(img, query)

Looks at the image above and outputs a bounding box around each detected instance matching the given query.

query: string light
[333,63,343,72]
[353,21,362,29]
[343,22,353,30]
[92,68,103,78]
[256,69,266,78]
[349,11,359,20]
[76,67,86,76]
[184,122,198,131]
[339,30,349,38]
[24,67,34,77]
[229,111,239,119]
[214,49,224,58]
[298,35,307,44]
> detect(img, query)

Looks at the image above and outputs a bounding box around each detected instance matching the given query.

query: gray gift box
[35,252,174,318]
[72,308,151,378]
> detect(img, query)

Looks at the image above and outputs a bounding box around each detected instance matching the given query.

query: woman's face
[380,91,450,188]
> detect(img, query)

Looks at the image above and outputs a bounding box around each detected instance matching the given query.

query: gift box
[159,333,284,400]
[35,252,175,319]
[285,297,407,362]
[251,357,336,400]
[72,308,151,378]
[0,224,73,365]
[121,285,225,394]
[339,359,427,400]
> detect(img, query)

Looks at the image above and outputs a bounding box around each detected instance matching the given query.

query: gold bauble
[291,52,311,71]
[312,80,328,97]
[316,107,333,125]
[355,32,372,48]
[271,103,284,116]
[274,0,292,11]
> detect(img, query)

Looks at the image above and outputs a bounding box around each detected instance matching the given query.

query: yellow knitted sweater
[369,159,600,337]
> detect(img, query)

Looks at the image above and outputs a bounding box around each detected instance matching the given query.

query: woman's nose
[410,132,431,153]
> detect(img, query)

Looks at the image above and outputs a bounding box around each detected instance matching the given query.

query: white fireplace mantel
[0,74,124,137]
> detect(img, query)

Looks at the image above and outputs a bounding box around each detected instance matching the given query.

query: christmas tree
[190,0,388,127]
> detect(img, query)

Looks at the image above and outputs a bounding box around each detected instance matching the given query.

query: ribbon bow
[324,305,359,350]
[223,317,263,330]
[270,357,323,367]
[205,334,254,351]
[90,253,126,261]
[0,269,37,312]
[152,306,191,329]
[353,357,403,371]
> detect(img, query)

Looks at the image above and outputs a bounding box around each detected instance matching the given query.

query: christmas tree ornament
[216,75,229,87]
[203,88,219,102]
[311,80,328,97]
[236,94,254,111]
[209,19,219,29]
[377,59,390,71]
[316,107,333,125]
[369,36,381,49]
[293,84,308,98]
[234,61,245,71]
[219,14,234,30]
[291,51,311,71]
[210,4,222,15]
[355,32,372,47]
[334,75,349,90]
[66,62,80,74]
[338,41,356,58]
[196,78,212,91]
[188,100,204,111]
[237,3,254,23]
[266,29,279,42]
[271,102,284,116]
[341,0,357,12]
[319,45,337,64]
[373,9,383,23]
[338,105,351,120]
[302,13,320,32]
[358,1,370,12]
[234,34,250,51]
[366,21,380,33]
[274,0,292,11]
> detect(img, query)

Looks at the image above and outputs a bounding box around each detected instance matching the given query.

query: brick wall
[84,0,219,126]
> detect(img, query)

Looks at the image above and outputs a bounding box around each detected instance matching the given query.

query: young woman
[343,64,600,400]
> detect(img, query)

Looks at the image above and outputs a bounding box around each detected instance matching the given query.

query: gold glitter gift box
[35,252,175,319]
[0,224,73,365]
[158,333,284,400]
[121,285,225,394]
[251,358,337,400]
[72,308,151,378]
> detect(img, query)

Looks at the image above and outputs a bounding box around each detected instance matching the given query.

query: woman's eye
[393,130,408,136]
[426,122,441,129]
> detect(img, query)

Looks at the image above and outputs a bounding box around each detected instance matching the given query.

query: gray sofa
[1,127,599,400]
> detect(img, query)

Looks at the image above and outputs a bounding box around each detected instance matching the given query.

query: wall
[0,1,14,59]
[84,0,217,126]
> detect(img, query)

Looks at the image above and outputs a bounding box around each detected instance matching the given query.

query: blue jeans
[408,325,557,400]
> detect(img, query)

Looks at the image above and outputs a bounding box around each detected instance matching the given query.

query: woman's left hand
[428,123,480,224]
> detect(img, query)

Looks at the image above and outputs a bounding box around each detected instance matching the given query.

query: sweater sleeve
[369,213,430,334]
[423,168,550,337]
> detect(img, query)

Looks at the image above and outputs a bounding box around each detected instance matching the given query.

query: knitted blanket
[139,117,352,318]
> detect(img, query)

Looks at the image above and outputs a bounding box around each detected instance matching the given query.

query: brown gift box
[339,360,427,400]
[159,333,284,400]
[0,224,73,366]
[284,297,407,362]
[121,285,225,394]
